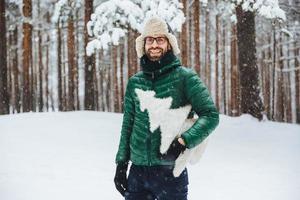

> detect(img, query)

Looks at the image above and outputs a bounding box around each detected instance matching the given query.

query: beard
[145,48,167,61]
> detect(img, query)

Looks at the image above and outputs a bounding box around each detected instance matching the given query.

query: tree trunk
[222,22,227,114]
[266,35,272,119]
[45,34,49,111]
[99,51,105,111]
[127,29,137,77]
[38,29,43,112]
[8,28,12,112]
[215,4,220,110]
[84,0,95,110]
[205,8,211,91]
[285,37,292,122]
[294,41,300,123]
[57,22,63,111]
[271,26,276,120]
[0,0,9,114]
[180,0,188,66]
[75,9,80,110]
[127,31,133,78]
[188,8,192,67]
[260,49,265,116]
[127,32,131,79]
[93,60,99,110]
[133,31,139,74]
[31,34,36,112]
[230,24,239,116]
[120,43,124,112]
[236,5,263,120]
[193,0,200,75]
[13,27,20,113]
[62,37,67,110]
[106,66,111,111]
[112,46,120,112]
[67,12,75,111]
[276,33,284,121]
[22,0,33,113]
[38,0,43,112]
[45,12,50,111]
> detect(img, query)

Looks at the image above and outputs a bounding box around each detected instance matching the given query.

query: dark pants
[125,164,189,200]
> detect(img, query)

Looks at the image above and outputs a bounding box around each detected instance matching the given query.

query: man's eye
[157,37,166,42]
[147,38,154,42]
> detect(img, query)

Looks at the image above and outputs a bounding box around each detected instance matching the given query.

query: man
[114,16,219,200]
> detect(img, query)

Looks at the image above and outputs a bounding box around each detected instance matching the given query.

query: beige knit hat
[135,16,180,58]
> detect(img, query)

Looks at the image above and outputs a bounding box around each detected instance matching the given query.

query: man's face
[144,34,171,61]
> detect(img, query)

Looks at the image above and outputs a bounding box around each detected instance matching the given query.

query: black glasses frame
[144,36,168,45]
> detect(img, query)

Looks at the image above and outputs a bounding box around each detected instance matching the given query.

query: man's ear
[168,44,172,50]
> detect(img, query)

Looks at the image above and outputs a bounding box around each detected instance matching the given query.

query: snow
[0,111,299,200]
[257,0,286,21]
[51,0,68,23]
[280,28,293,38]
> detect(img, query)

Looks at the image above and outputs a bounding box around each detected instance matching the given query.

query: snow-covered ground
[0,111,299,200]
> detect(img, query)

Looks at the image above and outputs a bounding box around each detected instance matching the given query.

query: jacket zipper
[147,75,155,166]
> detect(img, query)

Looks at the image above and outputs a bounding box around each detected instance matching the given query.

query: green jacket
[115,51,219,166]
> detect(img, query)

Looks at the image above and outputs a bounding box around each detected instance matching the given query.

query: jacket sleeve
[181,70,219,149]
[115,79,135,164]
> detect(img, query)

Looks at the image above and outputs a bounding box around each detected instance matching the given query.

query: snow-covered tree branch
[86,0,185,56]
[230,0,286,21]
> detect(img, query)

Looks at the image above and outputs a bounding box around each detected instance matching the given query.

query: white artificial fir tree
[135,89,209,177]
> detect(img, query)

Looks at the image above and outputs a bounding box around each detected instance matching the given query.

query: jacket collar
[140,51,181,80]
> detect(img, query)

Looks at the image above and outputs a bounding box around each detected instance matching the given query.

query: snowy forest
[0,0,299,124]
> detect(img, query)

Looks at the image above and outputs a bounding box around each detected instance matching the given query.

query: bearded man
[114,16,219,200]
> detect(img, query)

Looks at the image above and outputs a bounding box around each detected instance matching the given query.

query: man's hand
[161,138,186,161]
[114,163,128,196]
[178,137,186,146]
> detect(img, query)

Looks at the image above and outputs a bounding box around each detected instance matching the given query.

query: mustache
[147,48,163,51]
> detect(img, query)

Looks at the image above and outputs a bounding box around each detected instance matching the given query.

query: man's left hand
[161,138,186,161]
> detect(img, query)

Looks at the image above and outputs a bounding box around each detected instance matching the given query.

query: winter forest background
[0,0,299,124]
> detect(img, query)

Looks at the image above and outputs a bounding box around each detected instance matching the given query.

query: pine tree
[37,0,43,112]
[57,21,63,111]
[22,0,33,112]
[236,5,264,120]
[0,0,9,114]
[67,0,75,111]
[193,0,200,75]
[181,0,188,67]
[84,0,95,110]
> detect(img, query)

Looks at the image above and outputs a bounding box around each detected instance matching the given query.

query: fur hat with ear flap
[135,16,180,58]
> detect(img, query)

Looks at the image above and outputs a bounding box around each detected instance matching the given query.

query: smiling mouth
[149,49,162,54]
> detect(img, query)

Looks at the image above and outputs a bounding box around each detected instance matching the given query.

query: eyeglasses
[144,36,168,45]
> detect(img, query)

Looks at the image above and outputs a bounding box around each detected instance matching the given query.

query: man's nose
[151,39,159,47]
